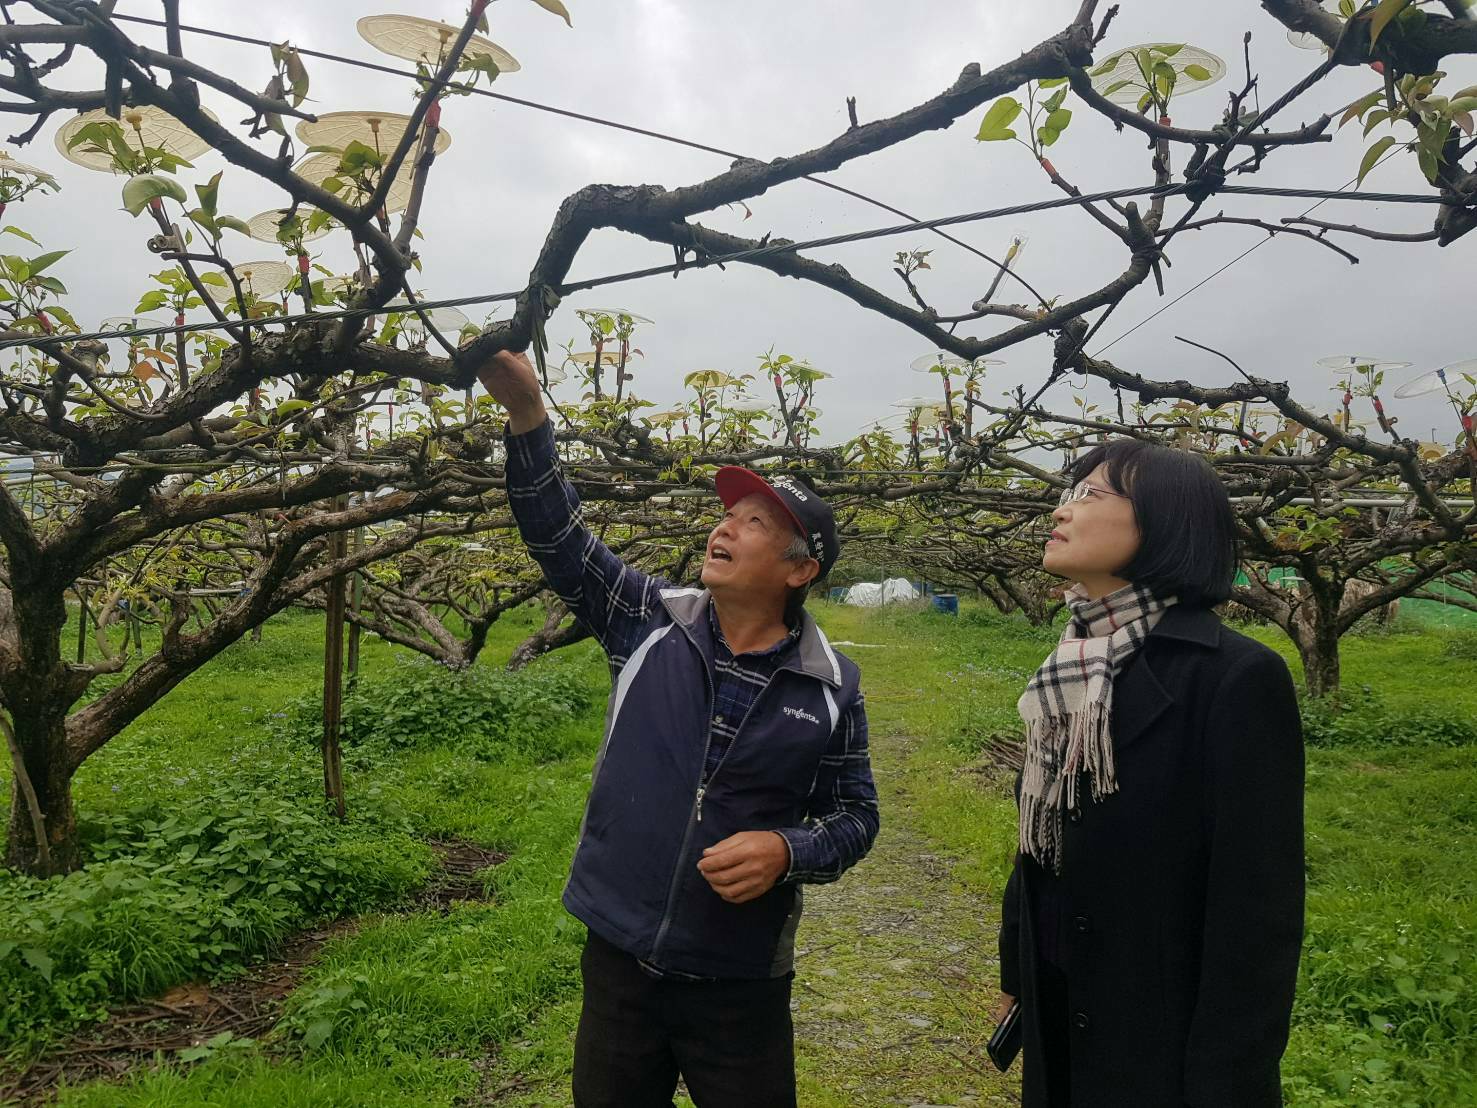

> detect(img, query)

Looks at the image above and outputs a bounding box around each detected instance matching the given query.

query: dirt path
[793,733,1020,1107]
[470,731,1023,1107]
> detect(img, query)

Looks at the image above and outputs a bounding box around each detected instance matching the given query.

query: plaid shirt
[504,418,878,883]
[705,604,799,782]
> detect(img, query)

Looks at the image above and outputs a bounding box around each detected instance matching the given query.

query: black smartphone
[986,999,1022,1072]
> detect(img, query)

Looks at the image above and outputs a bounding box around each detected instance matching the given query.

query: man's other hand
[697,831,791,904]
[474,349,546,434]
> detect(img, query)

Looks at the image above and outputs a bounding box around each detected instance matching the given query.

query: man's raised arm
[474,351,667,666]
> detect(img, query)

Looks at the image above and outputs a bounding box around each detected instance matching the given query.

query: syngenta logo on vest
[783,705,821,725]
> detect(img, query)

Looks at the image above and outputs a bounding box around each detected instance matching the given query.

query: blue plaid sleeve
[504,418,667,667]
[775,691,879,884]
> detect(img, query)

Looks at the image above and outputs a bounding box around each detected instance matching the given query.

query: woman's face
[1044,464,1142,597]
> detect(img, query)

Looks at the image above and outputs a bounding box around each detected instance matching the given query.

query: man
[476,350,879,1107]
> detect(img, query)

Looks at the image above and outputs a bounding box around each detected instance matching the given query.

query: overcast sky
[14,0,1474,448]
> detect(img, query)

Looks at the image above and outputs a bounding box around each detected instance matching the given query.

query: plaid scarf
[1016,582,1177,871]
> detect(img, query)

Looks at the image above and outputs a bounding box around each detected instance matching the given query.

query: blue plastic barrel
[931,593,959,615]
[827,586,848,601]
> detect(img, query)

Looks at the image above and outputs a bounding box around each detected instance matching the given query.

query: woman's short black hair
[1068,438,1237,607]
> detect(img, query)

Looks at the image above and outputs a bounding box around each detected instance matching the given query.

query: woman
[995,439,1304,1107]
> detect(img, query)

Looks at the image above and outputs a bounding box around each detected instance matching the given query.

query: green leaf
[1183,63,1211,81]
[1038,125,1062,147]
[1363,108,1390,136]
[975,96,1023,141]
[1041,85,1069,113]
[1418,117,1450,161]
[1416,144,1439,182]
[1045,108,1072,131]
[121,174,188,216]
[1340,89,1385,128]
[1339,0,1356,17]
[216,215,252,236]
[2,226,40,245]
[1089,53,1122,76]
[1037,77,1068,88]
[1369,0,1413,46]
[528,0,573,26]
[26,249,68,277]
[20,946,53,982]
[1156,43,1185,58]
[135,289,170,312]
[1102,79,1136,97]
[338,139,382,170]
[284,48,309,105]
[464,54,502,81]
[195,171,222,217]
[1357,135,1397,185]
[303,1017,335,1049]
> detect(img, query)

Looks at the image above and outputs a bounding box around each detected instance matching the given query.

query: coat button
[1072,1011,1091,1031]
[1073,913,1092,934]
[1068,807,1083,824]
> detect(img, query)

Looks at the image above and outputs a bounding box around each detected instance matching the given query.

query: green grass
[3,599,1474,1105]
[3,605,611,1106]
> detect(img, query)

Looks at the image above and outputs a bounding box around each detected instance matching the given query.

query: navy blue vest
[563,587,862,979]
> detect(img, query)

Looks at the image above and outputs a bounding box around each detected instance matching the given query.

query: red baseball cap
[713,467,839,577]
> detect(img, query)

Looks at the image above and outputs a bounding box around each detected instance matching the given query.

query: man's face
[701,492,818,600]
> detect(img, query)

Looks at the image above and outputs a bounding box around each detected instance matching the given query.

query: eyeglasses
[1059,482,1131,505]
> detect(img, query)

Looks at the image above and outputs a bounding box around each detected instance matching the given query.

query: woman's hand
[992,992,1016,1023]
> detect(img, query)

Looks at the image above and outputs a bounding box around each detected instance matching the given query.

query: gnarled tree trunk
[508,603,591,671]
[5,709,78,875]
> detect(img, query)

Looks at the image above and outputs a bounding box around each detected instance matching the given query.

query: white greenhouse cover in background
[843,578,919,607]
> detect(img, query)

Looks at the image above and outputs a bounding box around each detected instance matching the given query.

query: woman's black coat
[999,604,1305,1108]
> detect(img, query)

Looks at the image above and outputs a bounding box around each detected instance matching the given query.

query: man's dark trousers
[572,932,797,1108]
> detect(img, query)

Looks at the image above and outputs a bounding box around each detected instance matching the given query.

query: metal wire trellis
[0,182,1451,355]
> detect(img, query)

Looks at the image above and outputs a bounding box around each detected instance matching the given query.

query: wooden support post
[321,496,349,821]
[75,587,88,663]
[347,522,364,682]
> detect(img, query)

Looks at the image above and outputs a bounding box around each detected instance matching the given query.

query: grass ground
[2,600,1474,1105]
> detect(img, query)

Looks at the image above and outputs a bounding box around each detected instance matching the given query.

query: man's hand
[697,830,791,904]
[474,349,546,434]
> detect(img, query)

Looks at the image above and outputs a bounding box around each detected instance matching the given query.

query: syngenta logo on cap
[770,475,809,502]
[784,705,821,725]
